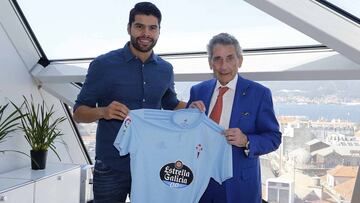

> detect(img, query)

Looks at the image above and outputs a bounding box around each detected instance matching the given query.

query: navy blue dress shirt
[74,42,180,170]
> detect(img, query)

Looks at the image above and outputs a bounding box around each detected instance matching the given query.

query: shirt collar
[215,74,238,91]
[123,42,159,64]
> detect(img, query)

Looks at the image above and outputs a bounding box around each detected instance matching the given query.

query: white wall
[0,1,87,173]
[0,20,40,172]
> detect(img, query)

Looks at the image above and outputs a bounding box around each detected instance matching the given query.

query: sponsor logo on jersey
[159,160,193,188]
[122,116,132,134]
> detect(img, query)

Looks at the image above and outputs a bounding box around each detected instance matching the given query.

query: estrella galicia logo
[160,160,193,188]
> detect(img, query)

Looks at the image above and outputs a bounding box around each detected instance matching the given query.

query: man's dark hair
[128,2,162,27]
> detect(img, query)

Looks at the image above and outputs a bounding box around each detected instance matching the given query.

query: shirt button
[142,64,144,67]
[143,81,146,85]
[142,99,146,102]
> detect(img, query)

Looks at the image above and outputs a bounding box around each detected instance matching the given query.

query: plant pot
[30,150,48,170]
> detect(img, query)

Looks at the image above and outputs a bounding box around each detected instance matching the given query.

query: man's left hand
[189,100,206,112]
[224,128,248,147]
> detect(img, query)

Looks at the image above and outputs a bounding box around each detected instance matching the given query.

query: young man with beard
[73,2,186,202]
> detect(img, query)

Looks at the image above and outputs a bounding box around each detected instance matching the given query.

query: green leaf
[11,95,67,161]
[0,103,23,143]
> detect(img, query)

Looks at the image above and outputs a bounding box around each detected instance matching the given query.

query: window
[16,0,319,60]
[323,0,360,19]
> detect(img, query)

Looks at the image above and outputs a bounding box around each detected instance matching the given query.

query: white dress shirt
[208,74,238,128]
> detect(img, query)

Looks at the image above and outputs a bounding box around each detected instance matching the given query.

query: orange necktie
[210,87,229,124]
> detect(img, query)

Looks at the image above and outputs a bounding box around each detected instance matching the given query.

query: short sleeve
[113,114,138,156]
[212,139,233,184]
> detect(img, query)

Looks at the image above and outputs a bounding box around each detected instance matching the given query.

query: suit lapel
[204,79,217,116]
[229,75,250,128]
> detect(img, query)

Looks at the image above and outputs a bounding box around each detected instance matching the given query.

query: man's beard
[130,36,157,53]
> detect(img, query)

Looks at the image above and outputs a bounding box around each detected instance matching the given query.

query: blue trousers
[93,160,131,203]
[199,178,227,203]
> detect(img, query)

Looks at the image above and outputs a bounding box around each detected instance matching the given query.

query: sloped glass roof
[326,0,360,19]
[17,0,319,60]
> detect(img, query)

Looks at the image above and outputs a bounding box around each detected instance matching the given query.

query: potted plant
[12,96,66,170]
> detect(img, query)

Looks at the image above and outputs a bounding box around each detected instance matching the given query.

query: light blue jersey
[113,108,233,203]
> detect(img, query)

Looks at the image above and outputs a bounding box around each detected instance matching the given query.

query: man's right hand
[73,101,130,123]
[102,101,130,121]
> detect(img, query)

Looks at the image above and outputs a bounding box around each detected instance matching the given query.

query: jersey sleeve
[113,114,138,156]
[212,138,233,184]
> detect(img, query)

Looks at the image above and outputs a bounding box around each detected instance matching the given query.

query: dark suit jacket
[187,75,282,203]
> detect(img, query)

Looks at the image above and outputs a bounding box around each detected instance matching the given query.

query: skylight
[325,0,360,19]
[17,0,319,60]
